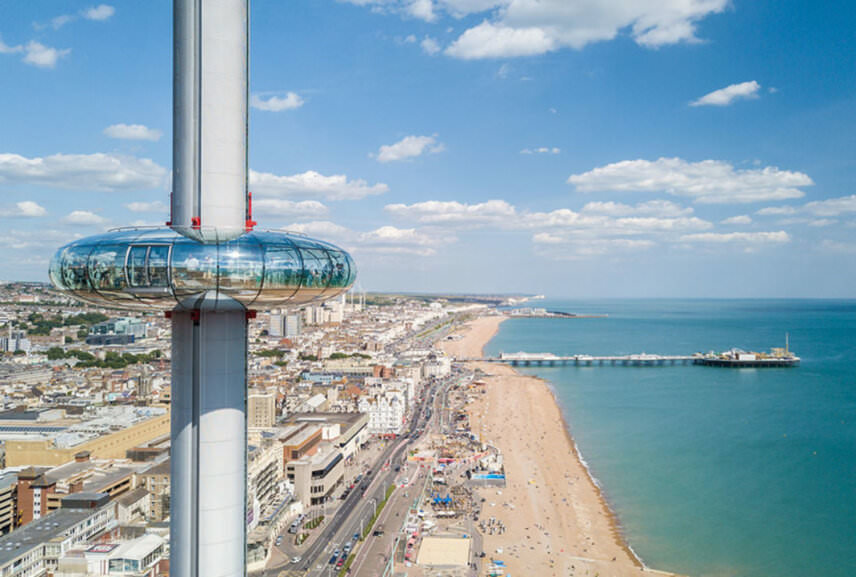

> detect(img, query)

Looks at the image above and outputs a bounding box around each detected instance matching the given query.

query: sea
[484,299,856,577]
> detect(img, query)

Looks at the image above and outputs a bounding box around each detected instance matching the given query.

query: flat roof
[0,509,99,566]
[116,487,149,507]
[110,533,164,560]
[286,412,368,443]
[281,424,321,447]
[142,459,170,476]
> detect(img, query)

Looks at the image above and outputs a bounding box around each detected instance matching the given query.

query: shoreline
[441,314,681,576]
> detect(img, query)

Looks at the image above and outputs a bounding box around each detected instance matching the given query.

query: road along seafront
[441,315,684,577]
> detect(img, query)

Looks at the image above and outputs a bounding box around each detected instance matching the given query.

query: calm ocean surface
[484,299,856,577]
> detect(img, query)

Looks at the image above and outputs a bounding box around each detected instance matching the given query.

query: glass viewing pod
[50,228,356,311]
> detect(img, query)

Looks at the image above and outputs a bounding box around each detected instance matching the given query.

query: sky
[1,0,855,297]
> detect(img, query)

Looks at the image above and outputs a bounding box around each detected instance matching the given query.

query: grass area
[295,532,309,546]
[360,484,396,541]
[303,515,324,530]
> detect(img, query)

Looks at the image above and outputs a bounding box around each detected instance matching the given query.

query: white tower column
[172,0,248,242]
[171,299,247,577]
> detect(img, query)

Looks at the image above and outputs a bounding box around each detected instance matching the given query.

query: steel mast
[170,2,249,576]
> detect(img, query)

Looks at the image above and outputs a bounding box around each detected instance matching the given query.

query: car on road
[290,556,301,564]
[328,555,337,565]
[353,532,360,541]
[343,543,351,554]
[372,529,384,537]
[275,536,282,545]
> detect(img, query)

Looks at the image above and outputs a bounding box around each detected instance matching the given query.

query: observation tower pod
[49,2,356,577]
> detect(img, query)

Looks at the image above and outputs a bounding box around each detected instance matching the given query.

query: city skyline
[2,1,855,297]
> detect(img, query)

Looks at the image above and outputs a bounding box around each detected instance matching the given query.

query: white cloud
[756,206,797,216]
[342,0,438,21]
[803,194,856,217]
[0,201,47,218]
[125,201,167,213]
[40,5,114,29]
[407,0,437,21]
[386,198,713,248]
[385,199,516,224]
[721,215,752,225]
[279,220,451,257]
[282,221,351,239]
[0,152,167,191]
[104,124,162,141]
[22,42,70,68]
[250,92,305,112]
[0,228,82,250]
[62,210,107,225]
[756,195,856,220]
[50,15,75,30]
[807,218,836,227]
[250,169,388,200]
[83,5,115,21]
[16,201,47,217]
[533,235,656,259]
[437,0,728,59]
[820,240,856,254]
[357,225,454,256]
[568,157,813,204]
[446,22,557,59]
[252,199,328,217]
[421,36,442,55]
[0,35,23,54]
[690,81,761,107]
[581,200,693,217]
[350,0,727,59]
[610,216,712,233]
[376,135,445,163]
[521,147,560,155]
[679,231,790,244]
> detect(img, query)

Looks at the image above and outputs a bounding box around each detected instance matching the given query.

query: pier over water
[459,352,800,368]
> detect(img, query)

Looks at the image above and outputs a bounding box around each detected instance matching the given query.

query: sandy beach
[441,315,681,577]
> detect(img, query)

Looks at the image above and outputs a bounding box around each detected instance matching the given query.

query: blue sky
[1,0,855,297]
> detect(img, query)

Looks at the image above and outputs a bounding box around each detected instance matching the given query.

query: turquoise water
[484,300,856,577]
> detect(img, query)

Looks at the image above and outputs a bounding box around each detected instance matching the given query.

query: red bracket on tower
[245,191,257,231]
[190,310,201,322]
[191,216,201,230]
[164,311,172,319]
[246,310,257,320]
